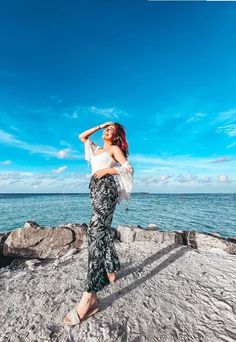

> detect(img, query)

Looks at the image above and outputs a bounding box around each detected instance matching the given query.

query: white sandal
[63,304,100,326]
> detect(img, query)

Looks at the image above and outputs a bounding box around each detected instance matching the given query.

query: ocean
[0,193,235,238]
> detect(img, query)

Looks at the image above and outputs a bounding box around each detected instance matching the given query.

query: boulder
[228,236,236,243]
[136,229,183,244]
[24,221,40,229]
[146,223,158,230]
[3,222,87,259]
[117,226,183,245]
[183,231,236,255]
[116,225,136,242]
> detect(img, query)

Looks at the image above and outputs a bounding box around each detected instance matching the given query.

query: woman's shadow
[100,243,191,311]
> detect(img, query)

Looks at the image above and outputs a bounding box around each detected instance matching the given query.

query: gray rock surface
[0,239,236,342]
[24,221,41,229]
[3,223,87,259]
[2,223,236,267]
[147,223,158,230]
[117,226,183,245]
[183,231,236,255]
[117,226,236,255]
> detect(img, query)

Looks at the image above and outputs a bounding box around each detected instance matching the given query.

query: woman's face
[102,125,116,141]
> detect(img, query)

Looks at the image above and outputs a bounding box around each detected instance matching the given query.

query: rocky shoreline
[1,221,236,269]
[0,222,236,341]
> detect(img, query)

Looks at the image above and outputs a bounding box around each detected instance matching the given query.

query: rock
[57,222,88,230]
[183,231,236,255]
[118,224,143,229]
[0,232,11,250]
[117,226,183,245]
[58,247,79,261]
[116,227,236,255]
[24,259,41,270]
[57,223,88,252]
[117,226,136,242]
[135,228,183,245]
[0,231,16,268]
[2,222,236,263]
[208,232,223,238]
[3,223,87,259]
[24,221,40,229]
[147,223,158,230]
[228,236,236,243]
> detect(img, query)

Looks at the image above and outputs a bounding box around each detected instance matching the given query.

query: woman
[63,121,134,326]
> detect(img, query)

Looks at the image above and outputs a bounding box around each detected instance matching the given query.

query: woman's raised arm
[78,122,114,142]
[78,125,100,143]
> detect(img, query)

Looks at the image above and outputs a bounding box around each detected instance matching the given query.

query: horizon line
[0,192,235,195]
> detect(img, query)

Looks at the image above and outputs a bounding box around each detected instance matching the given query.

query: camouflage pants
[84,174,121,293]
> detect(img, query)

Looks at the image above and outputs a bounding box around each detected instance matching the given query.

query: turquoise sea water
[0,193,235,238]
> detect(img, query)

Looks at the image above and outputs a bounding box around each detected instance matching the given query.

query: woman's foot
[107,272,117,283]
[64,292,97,325]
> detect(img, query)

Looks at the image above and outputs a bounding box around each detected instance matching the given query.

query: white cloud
[0,169,235,193]
[140,175,174,185]
[63,111,78,119]
[131,154,236,175]
[9,126,21,133]
[88,106,127,119]
[137,173,233,188]
[52,166,68,174]
[216,107,236,123]
[185,112,207,123]
[198,176,212,183]
[129,152,236,192]
[216,124,236,137]
[59,140,73,148]
[211,156,234,163]
[70,172,78,177]
[0,171,33,182]
[0,160,11,165]
[0,128,59,157]
[0,171,89,192]
[57,148,72,159]
[217,175,230,183]
[175,174,197,183]
[227,141,236,149]
[61,104,129,121]
[0,129,81,160]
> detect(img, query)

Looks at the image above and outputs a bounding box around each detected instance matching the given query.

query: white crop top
[84,138,134,204]
[91,147,117,174]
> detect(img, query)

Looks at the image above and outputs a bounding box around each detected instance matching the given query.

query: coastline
[1,221,236,267]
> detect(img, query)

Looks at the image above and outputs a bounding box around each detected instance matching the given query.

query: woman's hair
[112,122,129,158]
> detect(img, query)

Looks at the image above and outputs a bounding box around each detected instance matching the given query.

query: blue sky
[0,1,236,193]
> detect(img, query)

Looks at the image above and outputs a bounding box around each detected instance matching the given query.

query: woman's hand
[93,169,110,179]
[99,122,114,129]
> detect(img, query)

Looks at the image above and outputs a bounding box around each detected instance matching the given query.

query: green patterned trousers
[84,174,121,293]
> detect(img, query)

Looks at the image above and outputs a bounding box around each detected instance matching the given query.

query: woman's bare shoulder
[111,145,122,152]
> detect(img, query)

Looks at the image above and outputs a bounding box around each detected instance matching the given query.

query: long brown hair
[112,123,129,159]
